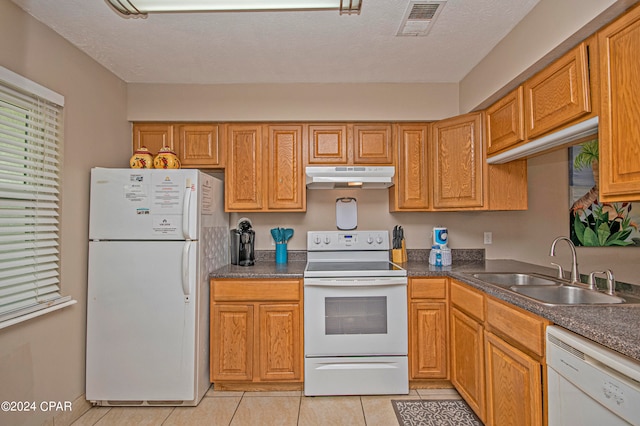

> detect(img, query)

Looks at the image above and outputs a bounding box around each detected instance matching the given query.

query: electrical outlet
[484,232,492,245]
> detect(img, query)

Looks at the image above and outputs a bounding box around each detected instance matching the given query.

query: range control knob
[313,236,321,245]
[324,236,331,244]
[375,236,384,244]
[367,236,374,244]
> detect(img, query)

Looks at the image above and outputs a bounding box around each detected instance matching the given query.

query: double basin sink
[468,272,640,305]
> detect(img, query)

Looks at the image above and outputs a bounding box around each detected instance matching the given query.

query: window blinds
[0,67,75,327]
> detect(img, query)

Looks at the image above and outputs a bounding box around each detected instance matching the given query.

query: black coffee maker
[230,218,255,266]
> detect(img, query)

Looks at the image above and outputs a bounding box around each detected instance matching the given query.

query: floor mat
[391,399,483,426]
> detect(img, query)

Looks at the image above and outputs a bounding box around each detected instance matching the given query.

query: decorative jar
[129,147,154,169]
[153,146,181,169]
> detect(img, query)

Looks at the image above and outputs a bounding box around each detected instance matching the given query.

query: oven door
[304,277,408,357]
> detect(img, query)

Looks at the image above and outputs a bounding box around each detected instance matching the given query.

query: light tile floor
[71,387,462,426]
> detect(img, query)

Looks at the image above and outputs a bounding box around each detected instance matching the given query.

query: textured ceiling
[10,0,541,84]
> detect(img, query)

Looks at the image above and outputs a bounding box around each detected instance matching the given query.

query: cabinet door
[487,161,528,211]
[258,304,302,382]
[486,87,525,155]
[450,307,486,422]
[353,124,393,164]
[485,332,543,426]
[432,113,485,209]
[410,302,447,379]
[226,124,263,211]
[307,124,348,164]
[211,304,253,382]
[599,5,640,201]
[176,123,223,168]
[524,42,591,139]
[266,125,305,211]
[132,123,174,155]
[391,124,430,210]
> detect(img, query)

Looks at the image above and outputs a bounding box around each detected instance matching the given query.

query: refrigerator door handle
[182,179,193,240]
[182,241,192,302]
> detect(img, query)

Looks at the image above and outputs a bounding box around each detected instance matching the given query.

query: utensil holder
[275,243,288,264]
[391,241,407,264]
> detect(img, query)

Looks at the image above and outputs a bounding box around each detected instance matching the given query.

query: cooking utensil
[283,228,294,243]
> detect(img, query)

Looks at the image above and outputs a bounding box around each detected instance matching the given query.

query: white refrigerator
[86,168,228,406]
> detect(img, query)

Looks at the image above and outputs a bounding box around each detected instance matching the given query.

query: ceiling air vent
[397,1,447,37]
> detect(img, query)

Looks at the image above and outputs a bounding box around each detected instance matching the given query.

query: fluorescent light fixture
[107,0,362,15]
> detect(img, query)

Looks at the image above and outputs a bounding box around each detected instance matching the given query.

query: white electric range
[303,230,409,396]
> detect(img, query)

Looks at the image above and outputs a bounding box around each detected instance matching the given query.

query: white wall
[0,2,129,425]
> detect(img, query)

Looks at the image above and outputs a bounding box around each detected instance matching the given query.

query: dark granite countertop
[211,261,306,279]
[211,255,640,362]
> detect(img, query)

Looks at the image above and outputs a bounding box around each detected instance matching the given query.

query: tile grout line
[227,391,245,426]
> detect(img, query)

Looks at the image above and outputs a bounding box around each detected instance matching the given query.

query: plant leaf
[597,222,611,245]
[573,215,586,245]
[583,227,600,246]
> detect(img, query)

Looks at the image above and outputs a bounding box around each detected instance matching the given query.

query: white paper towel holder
[336,197,357,230]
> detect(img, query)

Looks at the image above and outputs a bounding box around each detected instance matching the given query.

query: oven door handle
[304,278,407,287]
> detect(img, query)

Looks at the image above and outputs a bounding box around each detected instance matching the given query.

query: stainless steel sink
[470,272,560,287]
[510,285,626,305]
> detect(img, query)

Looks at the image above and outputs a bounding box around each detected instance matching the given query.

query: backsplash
[254,248,485,264]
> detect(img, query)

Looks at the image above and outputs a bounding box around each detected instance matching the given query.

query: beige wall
[460,0,628,112]
[127,82,460,122]
[233,148,640,286]
[0,2,129,426]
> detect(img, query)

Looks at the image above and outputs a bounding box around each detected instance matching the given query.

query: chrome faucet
[549,237,580,285]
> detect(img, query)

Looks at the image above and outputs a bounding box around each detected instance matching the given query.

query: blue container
[275,243,288,264]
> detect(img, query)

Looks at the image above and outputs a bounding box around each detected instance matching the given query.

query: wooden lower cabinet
[258,304,301,381]
[408,278,448,384]
[211,304,253,381]
[210,279,303,390]
[485,331,543,426]
[450,306,486,422]
[449,280,548,425]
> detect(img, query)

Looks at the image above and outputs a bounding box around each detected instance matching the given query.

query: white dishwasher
[546,326,640,426]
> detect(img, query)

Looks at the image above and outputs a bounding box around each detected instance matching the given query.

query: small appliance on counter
[429,227,451,266]
[230,218,255,266]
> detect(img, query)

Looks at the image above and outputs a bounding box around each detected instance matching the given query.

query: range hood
[306,166,395,189]
[487,117,599,164]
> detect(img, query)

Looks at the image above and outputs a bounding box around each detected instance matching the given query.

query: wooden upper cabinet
[432,112,485,209]
[176,123,223,168]
[599,4,640,202]
[307,123,392,165]
[524,42,591,139]
[226,124,263,211]
[307,124,348,164]
[487,160,528,211]
[353,124,393,164]
[390,123,430,211]
[485,87,525,155]
[132,123,174,155]
[266,125,305,210]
